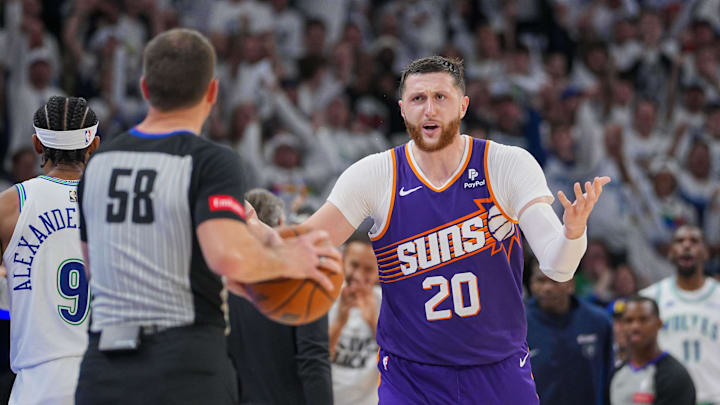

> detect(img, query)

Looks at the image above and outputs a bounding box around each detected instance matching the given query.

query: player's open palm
[557,176,611,239]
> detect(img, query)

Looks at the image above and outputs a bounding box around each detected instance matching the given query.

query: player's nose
[424,99,437,116]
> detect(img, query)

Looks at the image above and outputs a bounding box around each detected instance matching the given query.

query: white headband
[34,122,98,150]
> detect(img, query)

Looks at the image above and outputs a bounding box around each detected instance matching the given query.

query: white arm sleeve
[487,141,584,281]
[486,142,553,220]
[519,203,587,282]
[326,151,393,230]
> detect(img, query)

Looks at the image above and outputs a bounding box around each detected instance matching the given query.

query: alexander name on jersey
[10,207,80,291]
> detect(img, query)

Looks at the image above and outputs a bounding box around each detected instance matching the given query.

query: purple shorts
[377,347,539,405]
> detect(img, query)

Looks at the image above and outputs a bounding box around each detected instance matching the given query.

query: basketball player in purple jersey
[304,56,611,404]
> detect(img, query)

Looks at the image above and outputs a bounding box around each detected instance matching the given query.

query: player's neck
[136,105,208,136]
[410,134,465,187]
[675,270,705,291]
[43,162,84,181]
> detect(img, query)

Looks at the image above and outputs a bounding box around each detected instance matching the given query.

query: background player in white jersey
[640,225,720,404]
[0,96,99,405]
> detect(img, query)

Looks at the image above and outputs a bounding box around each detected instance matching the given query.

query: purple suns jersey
[371,138,526,366]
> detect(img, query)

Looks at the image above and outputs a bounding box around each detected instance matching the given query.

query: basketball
[243,225,344,325]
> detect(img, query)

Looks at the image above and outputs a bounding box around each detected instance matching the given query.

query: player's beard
[675,262,699,279]
[406,116,461,152]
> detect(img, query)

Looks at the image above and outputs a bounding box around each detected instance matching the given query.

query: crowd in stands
[0,0,719,404]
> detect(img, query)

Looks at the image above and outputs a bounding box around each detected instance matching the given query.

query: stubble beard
[405,116,461,152]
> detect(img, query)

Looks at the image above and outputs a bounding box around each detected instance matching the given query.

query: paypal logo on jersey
[464,168,485,189]
[468,168,478,181]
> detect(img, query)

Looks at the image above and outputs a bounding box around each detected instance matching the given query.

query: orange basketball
[243,225,344,325]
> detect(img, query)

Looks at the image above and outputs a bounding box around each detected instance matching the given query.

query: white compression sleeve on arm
[519,202,587,282]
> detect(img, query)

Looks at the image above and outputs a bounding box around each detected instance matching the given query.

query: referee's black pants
[76,324,238,405]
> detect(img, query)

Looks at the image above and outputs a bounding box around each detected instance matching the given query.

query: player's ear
[85,136,100,162]
[140,77,150,101]
[460,95,469,118]
[398,100,404,119]
[31,134,44,154]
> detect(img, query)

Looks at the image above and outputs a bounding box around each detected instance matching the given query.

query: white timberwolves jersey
[2,176,89,372]
[641,277,720,403]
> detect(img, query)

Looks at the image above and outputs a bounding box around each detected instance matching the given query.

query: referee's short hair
[142,28,216,111]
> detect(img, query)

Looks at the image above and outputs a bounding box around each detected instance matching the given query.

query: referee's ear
[140,77,150,101]
[206,78,219,106]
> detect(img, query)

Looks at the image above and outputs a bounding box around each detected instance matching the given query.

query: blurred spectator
[329,231,380,405]
[227,188,333,405]
[640,226,720,404]
[9,147,39,184]
[526,261,614,405]
[627,11,677,104]
[232,101,335,212]
[270,0,305,75]
[0,147,39,190]
[676,139,718,224]
[609,299,629,368]
[7,49,65,156]
[610,296,695,405]
[623,99,667,174]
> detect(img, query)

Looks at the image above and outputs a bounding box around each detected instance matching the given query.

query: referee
[75,28,340,405]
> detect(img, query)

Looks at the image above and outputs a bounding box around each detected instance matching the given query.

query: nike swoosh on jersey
[520,351,530,367]
[399,186,423,196]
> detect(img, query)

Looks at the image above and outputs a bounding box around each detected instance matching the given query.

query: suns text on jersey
[397,214,487,275]
[11,208,79,291]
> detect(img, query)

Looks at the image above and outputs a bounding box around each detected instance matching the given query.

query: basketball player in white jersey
[640,225,720,404]
[0,96,100,405]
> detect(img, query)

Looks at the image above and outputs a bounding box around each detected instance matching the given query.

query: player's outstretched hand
[281,230,343,292]
[557,176,611,239]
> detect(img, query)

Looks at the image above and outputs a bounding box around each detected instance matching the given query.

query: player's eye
[437,94,445,100]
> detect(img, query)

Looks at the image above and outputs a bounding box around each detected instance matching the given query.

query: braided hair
[32,96,98,167]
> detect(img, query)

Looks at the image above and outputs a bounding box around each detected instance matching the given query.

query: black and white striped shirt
[79,129,247,332]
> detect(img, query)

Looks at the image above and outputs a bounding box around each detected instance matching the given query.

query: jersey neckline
[670,276,718,303]
[38,175,80,185]
[129,127,196,138]
[628,351,668,372]
[405,135,473,192]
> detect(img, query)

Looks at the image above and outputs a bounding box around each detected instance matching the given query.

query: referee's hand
[281,230,342,292]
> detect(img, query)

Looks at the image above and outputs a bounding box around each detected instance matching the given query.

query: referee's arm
[194,148,340,288]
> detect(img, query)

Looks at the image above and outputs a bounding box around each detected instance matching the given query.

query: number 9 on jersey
[56,259,90,325]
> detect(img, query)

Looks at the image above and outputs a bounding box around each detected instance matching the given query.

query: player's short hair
[245,188,285,227]
[624,295,660,318]
[399,56,465,97]
[142,28,216,111]
[32,96,98,167]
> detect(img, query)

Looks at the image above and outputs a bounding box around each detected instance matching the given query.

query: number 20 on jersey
[423,272,480,321]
